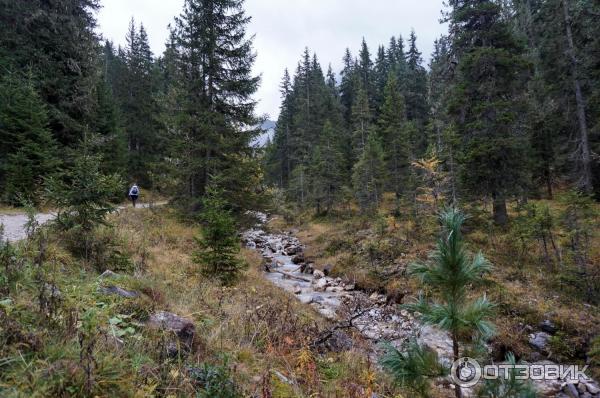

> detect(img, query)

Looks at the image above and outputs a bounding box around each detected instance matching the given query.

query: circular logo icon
[451,357,482,388]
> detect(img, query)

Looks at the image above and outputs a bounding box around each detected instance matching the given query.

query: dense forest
[265,0,600,224]
[1,0,600,397]
[0,0,264,212]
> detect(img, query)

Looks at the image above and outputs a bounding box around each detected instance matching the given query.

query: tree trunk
[562,0,593,193]
[452,335,462,398]
[492,193,508,226]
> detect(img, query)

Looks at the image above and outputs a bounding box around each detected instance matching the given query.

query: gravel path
[0,202,163,242]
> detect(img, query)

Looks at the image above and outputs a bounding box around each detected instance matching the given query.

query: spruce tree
[351,84,373,156]
[447,0,531,225]
[405,30,429,157]
[378,72,410,201]
[0,71,60,204]
[44,136,123,259]
[0,0,101,146]
[352,131,386,211]
[167,0,262,211]
[194,186,245,285]
[308,121,344,214]
[340,48,357,124]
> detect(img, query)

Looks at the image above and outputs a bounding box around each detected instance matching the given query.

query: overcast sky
[97,0,448,120]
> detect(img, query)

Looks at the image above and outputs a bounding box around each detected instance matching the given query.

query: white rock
[313,270,325,279]
[585,383,599,395]
[313,278,329,292]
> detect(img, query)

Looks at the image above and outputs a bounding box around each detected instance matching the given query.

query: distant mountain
[252,120,276,148]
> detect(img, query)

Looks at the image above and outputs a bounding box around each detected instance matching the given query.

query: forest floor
[1,194,598,397]
[269,193,600,384]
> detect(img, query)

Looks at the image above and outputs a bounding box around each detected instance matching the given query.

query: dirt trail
[0,202,164,242]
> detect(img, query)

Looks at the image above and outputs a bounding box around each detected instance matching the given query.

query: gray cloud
[97,0,448,119]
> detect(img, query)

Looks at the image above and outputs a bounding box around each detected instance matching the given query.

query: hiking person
[128,183,140,208]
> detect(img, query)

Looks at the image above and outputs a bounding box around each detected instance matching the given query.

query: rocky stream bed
[242,214,599,398]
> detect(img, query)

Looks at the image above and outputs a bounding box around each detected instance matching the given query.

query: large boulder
[147,311,196,353]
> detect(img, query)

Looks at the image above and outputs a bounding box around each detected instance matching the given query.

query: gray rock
[529,332,551,352]
[291,253,305,264]
[285,245,300,255]
[313,278,328,292]
[578,383,588,394]
[147,311,195,347]
[43,283,62,300]
[99,285,140,298]
[585,383,600,394]
[563,383,579,398]
[311,295,325,303]
[99,270,119,279]
[540,319,558,334]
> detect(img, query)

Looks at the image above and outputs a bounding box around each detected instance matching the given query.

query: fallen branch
[310,307,371,348]
[272,270,312,283]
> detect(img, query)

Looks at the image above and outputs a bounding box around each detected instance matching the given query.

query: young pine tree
[406,208,494,398]
[352,131,386,211]
[44,136,123,259]
[194,187,245,285]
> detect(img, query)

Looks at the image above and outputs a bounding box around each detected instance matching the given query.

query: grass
[0,205,410,397]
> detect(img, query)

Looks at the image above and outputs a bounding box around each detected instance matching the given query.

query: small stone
[578,383,587,394]
[294,287,302,295]
[285,246,300,255]
[529,332,551,352]
[147,311,195,349]
[99,270,119,279]
[291,253,305,264]
[99,285,139,298]
[540,319,558,334]
[44,283,62,300]
[343,284,355,291]
[311,295,325,303]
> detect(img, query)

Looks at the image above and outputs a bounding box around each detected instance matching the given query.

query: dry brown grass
[270,194,600,376]
[105,207,406,397]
